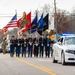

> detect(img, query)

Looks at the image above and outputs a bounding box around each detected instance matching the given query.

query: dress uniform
[34,36,39,57]
[45,35,51,58]
[21,35,27,57]
[16,37,22,57]
[2,38,7,54]
[10,36,15,57]
[28,35,33,57]
[39,36,45,57]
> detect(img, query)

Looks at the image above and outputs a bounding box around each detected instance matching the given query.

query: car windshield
[65,37,75,45]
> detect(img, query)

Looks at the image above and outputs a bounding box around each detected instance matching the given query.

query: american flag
[4,14,19,28]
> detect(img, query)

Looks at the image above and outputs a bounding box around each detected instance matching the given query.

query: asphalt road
[0,53,75,75]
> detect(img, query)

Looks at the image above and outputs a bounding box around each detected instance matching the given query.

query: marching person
[34,35,39,57]
[16,37,22,57]
[10,36,15,57]
[21,35,27,57]
[2,38,7,54]
[39,35,45,58]
[45,34,51,58]
[28,35,33,57]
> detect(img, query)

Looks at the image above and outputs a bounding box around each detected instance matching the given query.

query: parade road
[0,53,75,75]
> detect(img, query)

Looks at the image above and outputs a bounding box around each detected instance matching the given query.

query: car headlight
[65,50,75,54]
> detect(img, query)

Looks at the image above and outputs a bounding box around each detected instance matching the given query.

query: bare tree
[68,8,75,33]
[55,10,69,34]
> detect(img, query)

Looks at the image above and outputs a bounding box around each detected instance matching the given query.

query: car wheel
[53,56,58,63]
[61,52,66,65]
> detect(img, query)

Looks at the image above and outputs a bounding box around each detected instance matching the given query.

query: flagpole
[30,9,31,35]
[15,10,19,38]
[54,0,58,41]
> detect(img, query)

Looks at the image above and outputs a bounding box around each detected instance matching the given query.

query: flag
[19,12,31,33]
[18,18,22,28]
[21,27,28,33]
[17,30,22,38]
[28,29,36,34]
[37,14,43,30]
[38,13,49,35]
[28,13,43,33]
[43,13,49,31]
[31,13,38,29]
[28,13,38,33]
[50,34,55,40]
[2,28,8,34]
[4,14,19,28]
[26,12,31,29]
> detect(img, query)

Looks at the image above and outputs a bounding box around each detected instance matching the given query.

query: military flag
[21,12,31,32]
[26,12,31,28]
[28,13,38,33]
[37,13,49,35]
[37,14,43,30]
[28,13,43,33]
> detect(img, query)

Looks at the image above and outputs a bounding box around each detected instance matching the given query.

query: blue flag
[28,14,43,34]
[28,29,36,34]
[28,13,38,33]
[37,14,43,30]
[11,14,17,20]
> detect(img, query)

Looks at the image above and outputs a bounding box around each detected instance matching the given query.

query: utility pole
[54,0,58,41]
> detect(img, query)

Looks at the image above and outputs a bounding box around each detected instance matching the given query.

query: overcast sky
[0,0,75,29]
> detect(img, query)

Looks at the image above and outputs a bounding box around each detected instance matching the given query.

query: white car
[52,35,75,65]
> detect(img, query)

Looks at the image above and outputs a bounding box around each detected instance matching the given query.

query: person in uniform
[21,35,27,57]
[45,34,51,58]
[10,36,15,57]
[2,38,7,54]
[16,37,22,57]
[34,35,39,57]
[28,35,33,57]
[39,35,45,58]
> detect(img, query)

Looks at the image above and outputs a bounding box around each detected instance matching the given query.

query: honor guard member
[16,37,22,57]
[10,36,15,57]
[39,35,45,57]
[2,38,7,54]
[21,35,27,57]
[34,35,39,57]
[28,35,33,57]
[45,34,51,58]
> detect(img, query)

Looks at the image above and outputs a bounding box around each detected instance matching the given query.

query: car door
[55,37,64,61]
[57,37,64,61]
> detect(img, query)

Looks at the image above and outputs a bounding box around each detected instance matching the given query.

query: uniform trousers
[16,46,20,57]
[10,46,14,57]
[22,47,26,57]
[34,46,39,57]
[45,46,50,57]
[28,46,32,57]
[40,46,44,57]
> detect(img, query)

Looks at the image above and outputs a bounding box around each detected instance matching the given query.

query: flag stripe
[4,14,19,28]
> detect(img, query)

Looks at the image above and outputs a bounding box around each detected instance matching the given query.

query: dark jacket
[39,37,45,46]
[28,38,33,47]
